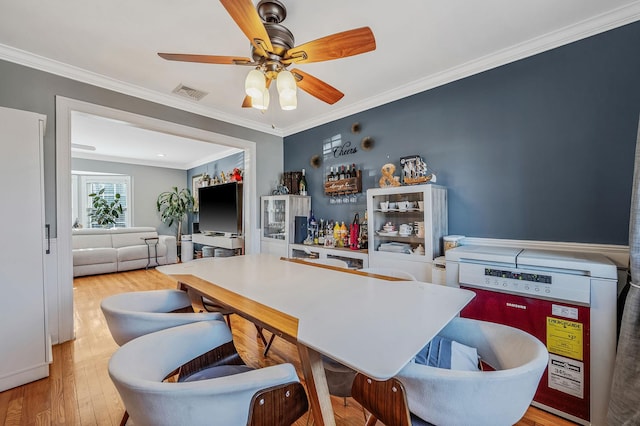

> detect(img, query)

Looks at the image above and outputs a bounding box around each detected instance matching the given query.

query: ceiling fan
[158,0,376,111]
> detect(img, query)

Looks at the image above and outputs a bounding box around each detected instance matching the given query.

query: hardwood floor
[0,268,576,425]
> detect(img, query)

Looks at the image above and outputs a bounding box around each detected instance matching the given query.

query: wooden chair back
[351,373,412,426]
[247,381,309,426]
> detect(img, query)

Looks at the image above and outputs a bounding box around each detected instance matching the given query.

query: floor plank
[0,268,575,425]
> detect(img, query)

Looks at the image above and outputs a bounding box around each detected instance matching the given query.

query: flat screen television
[198,182,243,236]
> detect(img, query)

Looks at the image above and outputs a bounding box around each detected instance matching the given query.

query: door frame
[55,96,258,343]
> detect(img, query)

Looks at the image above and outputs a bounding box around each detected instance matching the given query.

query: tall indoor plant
[156,187,194,240]
[89,188,123,228]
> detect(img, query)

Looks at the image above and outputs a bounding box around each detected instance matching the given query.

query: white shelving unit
[192,234,244,251]
[260,195,311,257]
[367,185,447,282]
[288,244,369,269]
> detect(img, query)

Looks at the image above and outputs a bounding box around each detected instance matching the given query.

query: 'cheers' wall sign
[331,140,357,158]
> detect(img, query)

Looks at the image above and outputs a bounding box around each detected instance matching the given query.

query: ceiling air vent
[172,84,208,101]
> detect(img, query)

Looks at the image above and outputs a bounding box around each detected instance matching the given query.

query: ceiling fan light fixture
[252,87,270,110]
[276,70,296,98]
[245,69,266,98]
[279,91,297,110]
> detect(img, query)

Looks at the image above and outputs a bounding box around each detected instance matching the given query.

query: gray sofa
[72,227,177,277]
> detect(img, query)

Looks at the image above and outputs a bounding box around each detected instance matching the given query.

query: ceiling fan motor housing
[251,23,294,70]
[257,0,286,23]
[252,0,294,69]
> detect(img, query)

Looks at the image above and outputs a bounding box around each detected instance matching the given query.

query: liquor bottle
[318,219,325,245]
[360,211,368,250]
[333,221,341,244]
[340,221,348,247]
[299,168,308,196]
[345,165,352,179]
[338,166,345,180]
[309,210,318,244]
[327,167,334,182]
[351,163,357,178]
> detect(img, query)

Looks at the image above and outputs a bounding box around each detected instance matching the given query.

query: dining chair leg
[119,410,129,426]
[255,325,268,346]
[263,333,277,356]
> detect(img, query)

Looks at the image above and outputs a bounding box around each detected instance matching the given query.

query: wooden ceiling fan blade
[291,69,344,105]
[219,0,274,55]
[158,53,253,65]
[285,27,376,64]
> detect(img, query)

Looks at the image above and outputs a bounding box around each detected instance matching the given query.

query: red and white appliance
[445,245,617,426]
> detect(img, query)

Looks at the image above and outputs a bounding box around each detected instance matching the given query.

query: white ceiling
[1,1,639,151]
[70,111,241,169]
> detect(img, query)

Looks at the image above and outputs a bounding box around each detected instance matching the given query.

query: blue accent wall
[284,22,640,245]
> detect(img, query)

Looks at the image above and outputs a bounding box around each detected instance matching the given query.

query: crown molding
[281,1,640,136]
[1,1,639,138]
[0,44,283,137]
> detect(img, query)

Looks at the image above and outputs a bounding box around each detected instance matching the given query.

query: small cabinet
[261,195,310,257]
[366,185,447,281]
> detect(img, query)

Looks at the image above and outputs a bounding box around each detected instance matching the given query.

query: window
[80,175,132,228]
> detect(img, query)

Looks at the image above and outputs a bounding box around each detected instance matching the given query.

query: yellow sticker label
[546,317,583,361]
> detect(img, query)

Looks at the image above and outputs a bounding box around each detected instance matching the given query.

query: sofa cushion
[74,263,117,277]
[72,233,113,250]
[73,248,117,266]
[111,231,158,249]
[117,244,167,262]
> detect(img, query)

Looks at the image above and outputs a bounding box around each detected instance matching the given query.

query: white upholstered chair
[353,317,549,426]
[100,289,224,346]
[101,289,225,425]
[108,321,308,426]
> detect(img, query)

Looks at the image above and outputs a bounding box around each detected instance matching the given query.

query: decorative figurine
[379,163,401,187]
[400,155,435,185]
[230,167,243,182]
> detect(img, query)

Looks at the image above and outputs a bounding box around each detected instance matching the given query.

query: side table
[142,237,159,269]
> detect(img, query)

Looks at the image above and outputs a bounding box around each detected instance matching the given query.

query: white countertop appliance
[446,245,617,426]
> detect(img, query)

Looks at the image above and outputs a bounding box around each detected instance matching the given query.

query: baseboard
[0,363,49,393]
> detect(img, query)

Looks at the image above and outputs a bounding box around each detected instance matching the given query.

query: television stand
[192,233,244,252]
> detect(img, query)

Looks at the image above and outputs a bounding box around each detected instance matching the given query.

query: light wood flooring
[0,268,577,425]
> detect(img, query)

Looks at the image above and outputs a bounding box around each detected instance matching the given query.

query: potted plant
[156,187,194,241]
[89,188,123,228]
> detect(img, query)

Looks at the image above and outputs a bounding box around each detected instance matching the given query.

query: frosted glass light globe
[245,69,265,98]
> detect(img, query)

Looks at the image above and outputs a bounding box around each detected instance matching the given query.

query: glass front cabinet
[366,185,447,282]
[260,195,311,257]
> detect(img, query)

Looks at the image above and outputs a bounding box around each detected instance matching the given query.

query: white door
[0,106,49,391]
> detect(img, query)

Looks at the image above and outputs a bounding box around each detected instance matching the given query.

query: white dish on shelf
[399,232,412,237]
[377,230,399,236]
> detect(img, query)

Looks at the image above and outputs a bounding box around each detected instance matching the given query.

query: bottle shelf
[324,171,362,196]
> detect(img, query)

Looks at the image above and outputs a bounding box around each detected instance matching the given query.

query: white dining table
[157,253,475,426]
